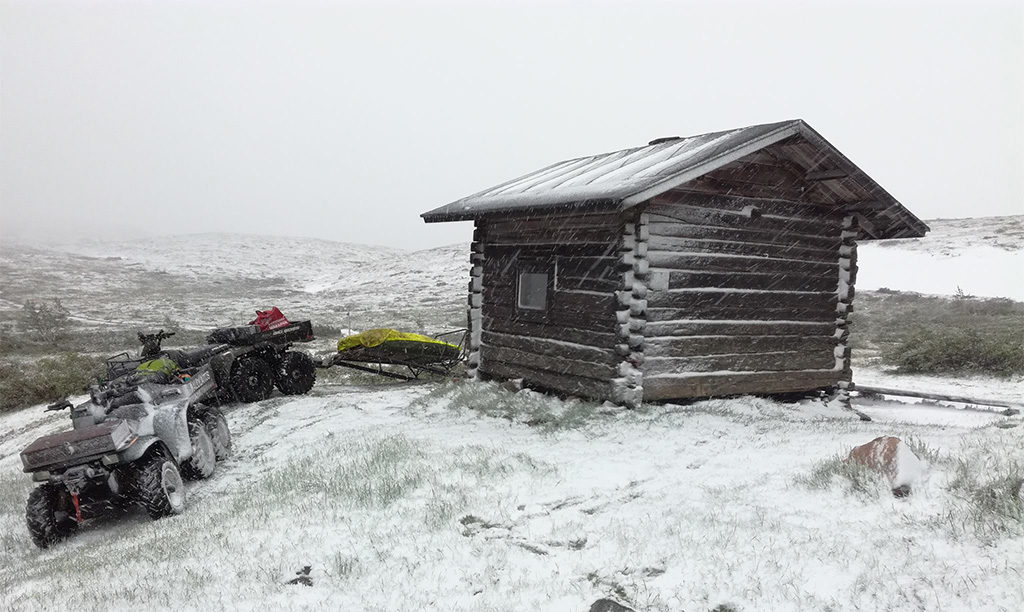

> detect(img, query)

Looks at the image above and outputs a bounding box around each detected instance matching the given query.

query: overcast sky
[1,0,1021,250]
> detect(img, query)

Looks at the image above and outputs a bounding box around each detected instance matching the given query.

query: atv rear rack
[317,329,468,381]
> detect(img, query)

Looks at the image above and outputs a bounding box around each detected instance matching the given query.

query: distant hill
[1,216,1020,337]
[857,215,1024,299]
[0,233,468,333]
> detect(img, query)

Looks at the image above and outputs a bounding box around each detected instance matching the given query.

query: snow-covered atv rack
[317,329,468,381]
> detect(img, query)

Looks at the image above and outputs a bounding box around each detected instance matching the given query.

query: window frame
[515,261,553,313]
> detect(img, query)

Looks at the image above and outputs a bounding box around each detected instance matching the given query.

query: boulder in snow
[847,436,925,497]
[589,599,634,612]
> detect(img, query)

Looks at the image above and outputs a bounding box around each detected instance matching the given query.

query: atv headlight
[32,471,51,482]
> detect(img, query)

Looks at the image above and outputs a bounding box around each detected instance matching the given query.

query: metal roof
[421,119,928,239]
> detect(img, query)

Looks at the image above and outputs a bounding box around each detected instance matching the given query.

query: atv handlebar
[45,398,73,412]
[138,329,175,358]
[138,330,175,344]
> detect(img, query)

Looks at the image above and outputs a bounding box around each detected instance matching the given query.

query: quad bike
[106,311,317,405]
[19,336,230,548]
[18,309,315,548]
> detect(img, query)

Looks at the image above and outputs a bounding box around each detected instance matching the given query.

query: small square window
[517,272,548,310]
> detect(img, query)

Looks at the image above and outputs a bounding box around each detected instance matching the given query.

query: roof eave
[422,198,622,223]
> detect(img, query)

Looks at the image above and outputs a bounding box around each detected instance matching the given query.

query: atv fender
[151,400,192,463]
[210,348,252,388]
[119,436,166,464]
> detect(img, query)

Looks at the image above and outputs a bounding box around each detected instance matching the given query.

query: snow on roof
[422,119,928,239]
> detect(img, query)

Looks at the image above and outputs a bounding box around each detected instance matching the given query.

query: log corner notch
[833,213,860,408]
[466,221,485,379]
[612,213,649,408]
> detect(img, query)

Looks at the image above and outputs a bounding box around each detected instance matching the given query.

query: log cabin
[421,120,928,407]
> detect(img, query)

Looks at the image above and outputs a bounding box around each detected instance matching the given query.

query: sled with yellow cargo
[317,328,468,381]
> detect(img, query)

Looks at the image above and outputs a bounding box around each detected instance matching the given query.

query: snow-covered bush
[884,327,1024,377]
[0,353,103,412]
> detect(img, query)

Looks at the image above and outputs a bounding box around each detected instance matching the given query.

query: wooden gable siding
[639,190,848,400]
[475,212,626,401]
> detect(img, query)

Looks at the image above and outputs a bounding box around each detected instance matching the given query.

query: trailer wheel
[180,418,216,480]
[230,356,274,403]
[26,484,77,549]
[131,446,186,519]
[202,408,232,460]
[276,351,316,395]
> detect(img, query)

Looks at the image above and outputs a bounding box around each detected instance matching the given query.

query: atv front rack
[317,329,468,381]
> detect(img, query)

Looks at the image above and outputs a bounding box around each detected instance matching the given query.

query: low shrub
[0,353,104,412]
[883,327,1024,377]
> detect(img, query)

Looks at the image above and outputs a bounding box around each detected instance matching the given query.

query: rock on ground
[847,436,925,496]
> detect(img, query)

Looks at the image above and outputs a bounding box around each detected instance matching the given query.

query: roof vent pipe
[648,136,682,145]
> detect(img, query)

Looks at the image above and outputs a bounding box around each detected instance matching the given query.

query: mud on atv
[20,361,230,549]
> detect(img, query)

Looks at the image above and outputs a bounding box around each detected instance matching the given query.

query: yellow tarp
[337,328,458,353]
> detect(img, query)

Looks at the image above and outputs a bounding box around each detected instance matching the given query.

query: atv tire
[26,484,77,549]
[180,418,217,481]
[276,351,316,396]
[131,446,186,519]
[202,408,232,460]
[230,355,274,403]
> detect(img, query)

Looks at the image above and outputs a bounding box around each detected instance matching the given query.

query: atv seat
[164,345,222,369]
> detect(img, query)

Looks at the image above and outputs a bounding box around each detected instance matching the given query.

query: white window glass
[517,272,548,310]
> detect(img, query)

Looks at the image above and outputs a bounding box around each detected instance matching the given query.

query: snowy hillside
[0,233,468,332]
[858,215,1024,300]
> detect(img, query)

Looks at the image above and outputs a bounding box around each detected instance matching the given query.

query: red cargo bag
[249,307,291,332]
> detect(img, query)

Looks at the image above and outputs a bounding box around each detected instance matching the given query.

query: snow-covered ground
[0,377,1021,611]
[858,215,1024,299]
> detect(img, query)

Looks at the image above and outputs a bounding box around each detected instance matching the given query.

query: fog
[1,0,1021,250]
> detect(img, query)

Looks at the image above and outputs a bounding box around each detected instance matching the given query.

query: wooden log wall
[833,214,860,403]
[609,213,648,408]
[476,212,625,401]
[640,190,848,401]
[465,221,485,379]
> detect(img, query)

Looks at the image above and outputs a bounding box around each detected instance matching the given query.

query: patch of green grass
[940,436,1024,542]
[796,455,888,499]
[411,379,605,432]
[329,553,361,581]
[255,435,427,509]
